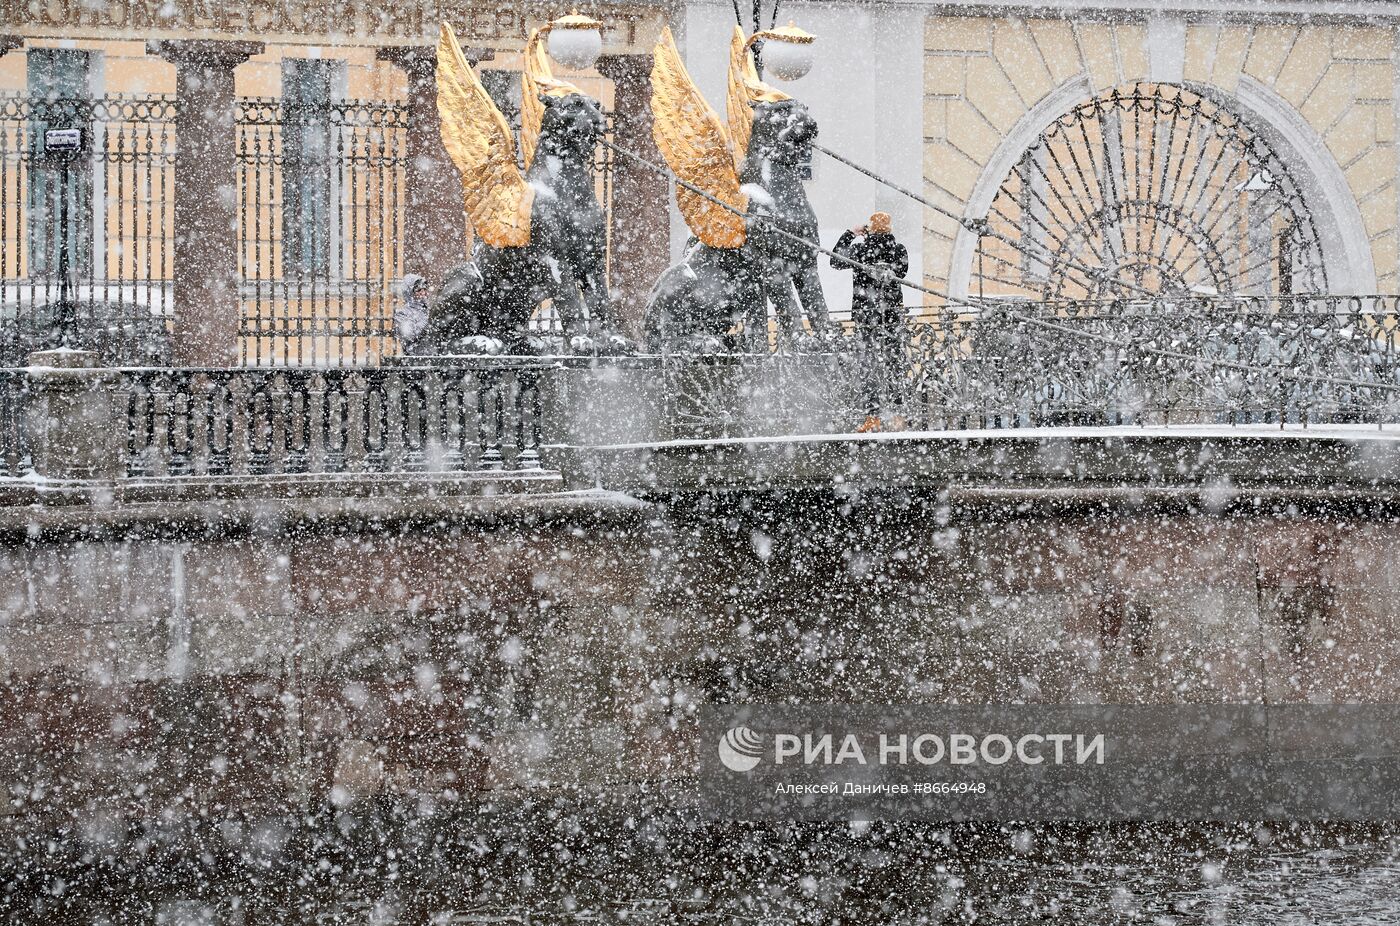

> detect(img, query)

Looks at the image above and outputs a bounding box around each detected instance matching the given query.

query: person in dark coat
[832,211,909,432]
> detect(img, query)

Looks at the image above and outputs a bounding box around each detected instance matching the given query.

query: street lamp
[748,23,815,81]
[732,0,815,82]
[544,12,604,70]
[733,0,786,78]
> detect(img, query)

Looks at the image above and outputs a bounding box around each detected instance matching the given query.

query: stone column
[0,37,23,58]
[596,54,670,339]
[148,39,264,367]
[376,45,491,289]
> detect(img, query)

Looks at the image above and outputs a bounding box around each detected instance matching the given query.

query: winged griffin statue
[644,25,831,351]
[425,21,627,354]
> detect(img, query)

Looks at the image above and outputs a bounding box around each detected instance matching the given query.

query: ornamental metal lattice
[972,83,1328,301]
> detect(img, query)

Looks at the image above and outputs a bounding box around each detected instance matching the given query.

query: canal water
[5,809,1400,922]
[5,497,1400,921]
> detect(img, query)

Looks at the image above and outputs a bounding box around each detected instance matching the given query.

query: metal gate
[1,92,617,368]
[235,100,617,364]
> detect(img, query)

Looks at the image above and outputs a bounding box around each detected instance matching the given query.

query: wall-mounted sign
[42,127,83,154]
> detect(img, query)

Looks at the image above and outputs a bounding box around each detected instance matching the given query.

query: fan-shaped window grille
[972,83,1327,300]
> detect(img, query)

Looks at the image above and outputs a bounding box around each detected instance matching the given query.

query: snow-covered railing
[119,361,548,479]
[6,294,1400,489]
[1,353,552,483]
[899,297,1400,430]
[645,297,1400,439]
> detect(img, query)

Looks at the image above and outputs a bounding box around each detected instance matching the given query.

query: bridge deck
[585,424,1400,503]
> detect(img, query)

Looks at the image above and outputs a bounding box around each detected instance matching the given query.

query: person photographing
[832,212,909,433]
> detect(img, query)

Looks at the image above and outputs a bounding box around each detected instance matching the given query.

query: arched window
[970,82,1327,301]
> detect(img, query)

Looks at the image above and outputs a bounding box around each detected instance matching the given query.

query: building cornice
[699,0,1400,23]
[921,0,1400,22]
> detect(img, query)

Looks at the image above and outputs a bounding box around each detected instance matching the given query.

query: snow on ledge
[595,423,1400,453]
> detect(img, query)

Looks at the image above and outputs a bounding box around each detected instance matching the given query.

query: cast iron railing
[0,94,177,366]
[119,362,546,478]
[3,295,1400,484]
[900,294,1400,429]
[235,97,411,368]
[662,294,1400,436]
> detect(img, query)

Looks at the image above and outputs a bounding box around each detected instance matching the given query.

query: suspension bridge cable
[601,138,985,311]
[601,139,1400,395]
[810,142,1160,299]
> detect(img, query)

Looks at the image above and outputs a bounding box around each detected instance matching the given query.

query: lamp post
[732,0,780,76]
[732,0,781,47]
[731,0,815,83]
[42,125,84,349]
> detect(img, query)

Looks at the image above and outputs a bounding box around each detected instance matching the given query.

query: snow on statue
[425,20,630,355]
[645,24,833,352]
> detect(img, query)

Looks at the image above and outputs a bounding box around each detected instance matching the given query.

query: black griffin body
[426,93,617,354]
[645,99,831,351]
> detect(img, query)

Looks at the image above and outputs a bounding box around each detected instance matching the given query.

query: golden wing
[726,25,790,168]
[435,22,533,248]
[521,27,585,169]
[651,27,747,249]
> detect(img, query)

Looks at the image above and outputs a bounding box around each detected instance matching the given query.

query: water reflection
[6,500,1400,922]
[7,811,1400,923]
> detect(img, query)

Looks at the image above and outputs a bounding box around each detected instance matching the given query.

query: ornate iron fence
[236,97,410,368]
[234,101,616,363]
[0,94,177,366]
[661,295,1400,435]
[120,361,546,478]
[0,92,619,368]
[971,82,1328,301]
[897,295,1400,429]
[4,295,1400,484]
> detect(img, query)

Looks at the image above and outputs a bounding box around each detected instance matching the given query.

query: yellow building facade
[2,1,1397,367]
[0,1,663,366]
[921,11,1399,302]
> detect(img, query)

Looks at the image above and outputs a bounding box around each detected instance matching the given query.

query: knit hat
[869,212,893,234]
